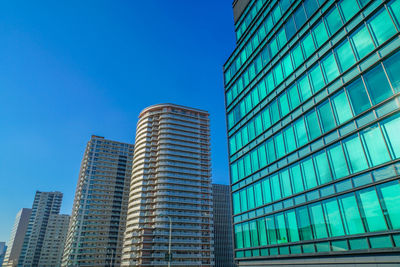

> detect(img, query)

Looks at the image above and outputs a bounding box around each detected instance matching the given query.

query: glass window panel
[377,181,400,229]
[254,182,264,207]
[240,189,248,212]
[318,101,336,133]
[309,64,325,92]
[331,240,348,251]
[323,199,345,237]
[360,125,391,167]
[280,169,293,198]
[255,114,263,135]
[235,224,244,249]
[250,220,259,247]
[290,164,304,194]
[296,206,314,240]
[363,64,393,105]
[288,84,301,109]
[331,90,353,124]
[286,210,300,242]
[274,64,284,85]
[278,28,287,48]
[325,7,343,35]
[303,243,316,253]
[313,21,329,47]
[304,0,319,18]
[282,54,294,78]
[316,242,330,252]
[369,235,393,248]
[339,0,359,22]
[262,178,272,204]
[244,154,252,176]
[389,0,400,30]
[270,38,279,57]
[267,139,276,163]
[247,185,256,210]
[252,87,260,106]
[231,162,239,183]
[266,215,277,245]
[381,114,400,159]
[301,158,318,189]
[357,188,387,232]
[233,191,241,214]
[346,78,371,115]
[262,108,271,130]
[258,218,268,246]
[309,203,328,239]
[285,16,297,40]
[238,158,245,180]
[248,120,256,141]
[343,135,369,173]
[258,145,268,168]
[298,75,313,101]
[278,93,290,117]
[368,8,397,46]
[327,144,349,179]
[384,50,400,93]
[306,110,321,140]
[276,213,288,244]
[294,117,308,147]
[302,32,316,58]
[351,26,374,59]
[294,5,307,29]
[275,133,286,159]
[242,222,251,248]
[271,174,282,201]
[314,151,332,185]
[270,101,280,123]
[322,53,340,83]
[284,126,296,153]
[336,39,356,72]
[349,238,369,250]
[292,43,304,68]
[338,193,365,235]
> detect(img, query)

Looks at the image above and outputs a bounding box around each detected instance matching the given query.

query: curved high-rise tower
[122,104,214,266]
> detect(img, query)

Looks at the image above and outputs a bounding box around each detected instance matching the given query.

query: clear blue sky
[0,0,236,242]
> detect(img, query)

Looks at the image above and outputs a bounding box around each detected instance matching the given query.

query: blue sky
[0,0,236,241]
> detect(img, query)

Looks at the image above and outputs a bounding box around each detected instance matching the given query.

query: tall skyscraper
[223,0,400,266]
[122,104,214,266]
[2,208,32,267]
[38,214,70,267]
[18,191,63,267]
[62,135,134,267]
[212,184,235,267]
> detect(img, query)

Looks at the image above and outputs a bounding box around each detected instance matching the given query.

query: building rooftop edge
[139,103,209,117]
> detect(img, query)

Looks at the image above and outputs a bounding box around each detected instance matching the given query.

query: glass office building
[224,0,400,265]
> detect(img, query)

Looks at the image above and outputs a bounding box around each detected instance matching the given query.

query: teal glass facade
[224,0,400,264]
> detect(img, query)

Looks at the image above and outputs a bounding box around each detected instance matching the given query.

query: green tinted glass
[377,181,400,229]
[331,90,353,124]
[363,65,393,105]
[309,203,328,238]
[323,199,345,236]
[343,135,369,173]
[384,50,400,93]
[368,9,397,46]
[360,125,391,167]
[357,188,387,232]
[381,114,400,159]
[351,26,374,59]
[338,193,365,234]
[336,39,356,72]
[346,78,371,115]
